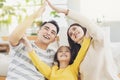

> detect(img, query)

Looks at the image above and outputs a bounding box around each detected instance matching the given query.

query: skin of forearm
[9,7,44,46]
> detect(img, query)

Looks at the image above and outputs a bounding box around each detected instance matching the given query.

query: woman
[22,35,91,80]
[46,0,120,80]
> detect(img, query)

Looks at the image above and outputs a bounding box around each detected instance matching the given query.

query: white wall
[67,0,81,25]
[110,22,120,42]
[101,21,120,42]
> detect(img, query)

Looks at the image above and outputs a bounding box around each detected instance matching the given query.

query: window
[0,0,68,37]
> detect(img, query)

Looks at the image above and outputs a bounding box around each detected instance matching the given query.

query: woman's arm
[67,11,104,43]
[9,2,46,46]
[46,0,104,45]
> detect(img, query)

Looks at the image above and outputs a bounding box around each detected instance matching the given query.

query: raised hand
[21,35,33,52]
[9,0,47,46]
[35,0,46,18]
[46,0,68,15]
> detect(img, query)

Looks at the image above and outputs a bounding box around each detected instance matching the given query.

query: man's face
[37,23,57,45]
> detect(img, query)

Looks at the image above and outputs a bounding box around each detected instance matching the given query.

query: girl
[22,35,91,80]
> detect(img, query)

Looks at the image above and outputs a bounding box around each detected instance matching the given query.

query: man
[6,2,59,80]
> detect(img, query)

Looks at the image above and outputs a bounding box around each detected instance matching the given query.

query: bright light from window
[80,0,120,21]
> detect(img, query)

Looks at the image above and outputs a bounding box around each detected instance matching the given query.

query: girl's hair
[54,46,74,67]
[67,23,87,61]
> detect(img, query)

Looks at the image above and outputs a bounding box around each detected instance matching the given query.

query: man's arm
[9,3,45,46]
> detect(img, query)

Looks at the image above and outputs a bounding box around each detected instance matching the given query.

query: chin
[77,38,83,44]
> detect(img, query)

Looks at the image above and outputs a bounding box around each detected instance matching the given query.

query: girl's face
[68,26,84,43]
[57,46,71,63]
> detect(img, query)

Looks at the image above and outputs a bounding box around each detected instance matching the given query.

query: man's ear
[52,36,59,43]
[55,36,59,42]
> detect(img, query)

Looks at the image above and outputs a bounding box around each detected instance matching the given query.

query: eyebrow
[51,30,56,34]
[45,26,57,34]
[44,26,49,29]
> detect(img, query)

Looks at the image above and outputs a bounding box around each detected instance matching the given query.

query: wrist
[27,46,33,53]
[64,9,69,16]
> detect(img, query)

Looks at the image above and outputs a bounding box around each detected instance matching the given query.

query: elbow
[9,35,19,46]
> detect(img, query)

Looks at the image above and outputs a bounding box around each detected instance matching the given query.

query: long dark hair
[54,46,73,67]
[67,23,87,61]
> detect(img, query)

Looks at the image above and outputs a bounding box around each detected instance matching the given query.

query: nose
[72,31,75,34]
[47,30,51,35]
[62,51,67,54]
[72,31,76,36]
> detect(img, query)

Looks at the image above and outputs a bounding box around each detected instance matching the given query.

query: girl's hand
[46,0,68,15]
[21,35,33,52]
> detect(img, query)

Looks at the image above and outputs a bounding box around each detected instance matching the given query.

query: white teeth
[43,35,50,39]
[60,55,67,57]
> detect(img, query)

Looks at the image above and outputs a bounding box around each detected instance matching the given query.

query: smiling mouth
[60,55,67,57]
[43,35,50,40]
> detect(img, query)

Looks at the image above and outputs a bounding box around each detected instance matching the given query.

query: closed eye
[44,26,49,30]
[51,30,56,36]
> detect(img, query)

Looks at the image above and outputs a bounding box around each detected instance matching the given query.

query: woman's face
[57,46,71,63]
[68,25,84,43]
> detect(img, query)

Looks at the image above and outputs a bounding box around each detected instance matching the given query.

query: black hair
[67,23,87,61]
[54,46,74,67]
[40,20,59,34]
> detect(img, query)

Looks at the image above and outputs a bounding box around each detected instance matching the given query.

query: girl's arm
[9,2,46,46]
[46,0,104,46]
[29,51,51,79]
[71,37,91,74]
[22,36,51,79]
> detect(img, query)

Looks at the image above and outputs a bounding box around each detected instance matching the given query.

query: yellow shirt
[29,38,91,80]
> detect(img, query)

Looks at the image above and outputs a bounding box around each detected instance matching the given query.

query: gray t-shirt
[6,42,55,80]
